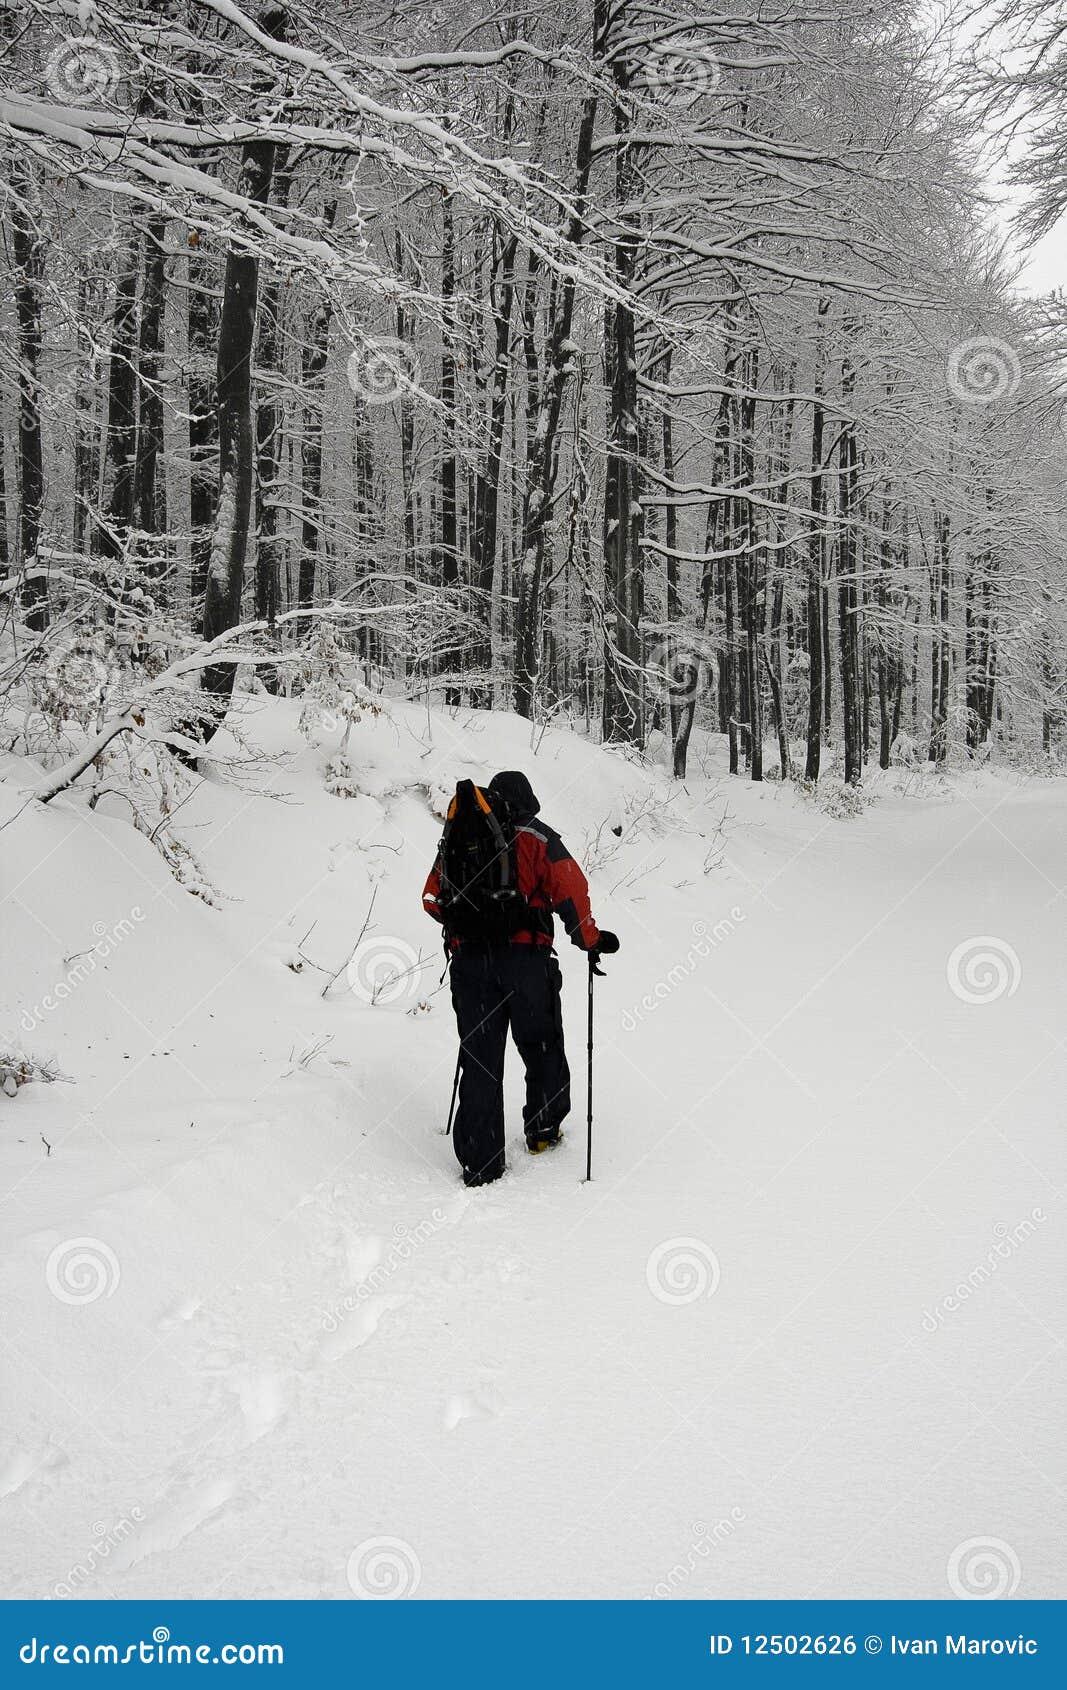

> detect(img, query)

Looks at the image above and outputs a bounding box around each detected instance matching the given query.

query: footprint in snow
[443,1386,502,1431]
[318,1293,406,1364]
[345,1233,384,1285]
[156,1295,203,1332]
[0,1439,68,1499]
[108,1475,235,1572]
[232,1370,292,1445]
[435,1190,473,1226]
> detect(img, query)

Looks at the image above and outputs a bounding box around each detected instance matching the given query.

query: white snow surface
[1,697,1064,1600]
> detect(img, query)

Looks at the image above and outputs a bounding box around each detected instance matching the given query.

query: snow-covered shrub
[22,623,166,754]
[1002,740,1063,779]
[0,1049,63,1098]
[795,775,873,819]
[296,625,387,798]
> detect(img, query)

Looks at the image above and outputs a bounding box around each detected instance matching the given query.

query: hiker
[423,771,619,1187]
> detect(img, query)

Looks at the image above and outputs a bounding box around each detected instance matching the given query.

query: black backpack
[437,780,532,942]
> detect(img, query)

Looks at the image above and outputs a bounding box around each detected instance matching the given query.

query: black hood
[488,770,540,821]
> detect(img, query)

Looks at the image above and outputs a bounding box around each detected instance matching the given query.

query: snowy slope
[1,697,1064,1601]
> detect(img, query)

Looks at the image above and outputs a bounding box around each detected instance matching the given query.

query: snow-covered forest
[3,0,1067,774]
[0,0,1064,1607]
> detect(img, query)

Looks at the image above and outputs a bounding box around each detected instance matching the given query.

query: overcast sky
[925,1,1062,299]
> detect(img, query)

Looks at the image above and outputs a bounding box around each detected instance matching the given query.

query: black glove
[588,930,619,974]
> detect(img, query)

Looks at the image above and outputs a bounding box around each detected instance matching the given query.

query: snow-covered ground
[1,698,1063,1600]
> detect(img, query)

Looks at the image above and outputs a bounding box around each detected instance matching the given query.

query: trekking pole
[585,955,595,1180]
[445,1046,461,1137]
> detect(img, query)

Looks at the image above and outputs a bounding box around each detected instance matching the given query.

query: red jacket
[423,818,601,950]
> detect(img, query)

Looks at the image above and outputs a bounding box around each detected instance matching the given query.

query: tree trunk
[134,212,168,589]
[438,186,460,700]
[805,315,827,780]
[513,3,604,719]
[298,197,338,627]
[0,391,8,571]
[929,506,950,763]
[254,150,291,642]
[201,124,279,711]
[11,157,48,631]
[96,236,140,594]
[73,262,100,558]
[740,341,762,780]
[837,349,862,785]
[765,573,790,779]
[188,240,217,613]
[472,223,518,704]
[601,46,645,746]
[394,227,417,609]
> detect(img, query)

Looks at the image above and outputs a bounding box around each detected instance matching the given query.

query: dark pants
[449,944,571,1179]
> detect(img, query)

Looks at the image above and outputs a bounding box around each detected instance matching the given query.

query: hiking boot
[526,1128,563,1155]
[463,1156,505,1188]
